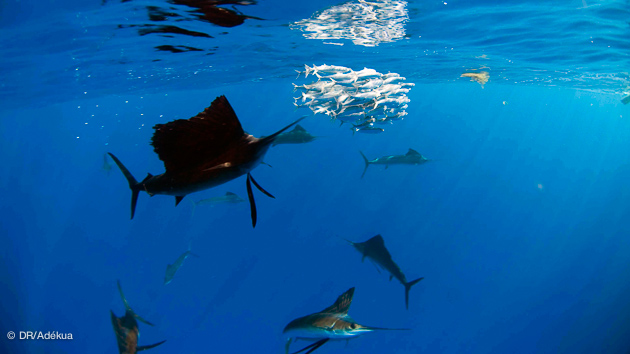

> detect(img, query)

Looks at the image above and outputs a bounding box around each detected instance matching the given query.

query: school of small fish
[291,0,409,47]
[293,64,414,134]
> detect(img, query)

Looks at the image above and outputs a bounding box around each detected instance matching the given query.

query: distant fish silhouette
[108,95,303,227]
[359,148,428,178]
[271,124,317,146]
[284,287,408,354]
[194,191,245,207]
[191,191,245,217]
[111,280,165,354]
[346,235,423,309]
[164,244,199,285]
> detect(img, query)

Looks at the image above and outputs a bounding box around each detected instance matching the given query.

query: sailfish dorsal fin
[406,148,420,156]
[151,96,245,172]
[293,124,306,132]
[366,234,386,247]
[321,287,355,314]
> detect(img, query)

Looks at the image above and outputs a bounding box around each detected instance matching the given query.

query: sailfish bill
[284,287,408,354]
[108,95,304,227]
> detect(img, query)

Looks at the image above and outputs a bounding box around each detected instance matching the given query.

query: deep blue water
[1,0,630,353]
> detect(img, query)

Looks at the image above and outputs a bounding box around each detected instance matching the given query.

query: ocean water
[1,0,630,353]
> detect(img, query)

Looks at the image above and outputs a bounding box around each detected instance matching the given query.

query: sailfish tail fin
[404,277,424,310]
[108,153,141,219]
[359,151,370,179]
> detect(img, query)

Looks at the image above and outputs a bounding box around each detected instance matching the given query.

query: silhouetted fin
[151,95,245,172]
[359,151,370,179]
[389,275,393,281]
[293,124,307,132]
[137,340,166,351]
[406,148,420,156]
[246,173,257,228]
[108,153,140,219]
[117,280,133,313]
[291,338,329,354]
[249,174,275,199]
[175,196,184,206]
[404,277,424,310]
[321,287,354,314]
[226,192,237,196]
[117,280,154,326]
[368,234,386,248]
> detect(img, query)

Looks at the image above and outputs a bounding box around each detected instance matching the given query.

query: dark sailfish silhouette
[108,95,303,227]
[111,280,165,354]
[284,287,408,354]
[346,235,423,309]
[359,148,429,178]
[271,124,317,146]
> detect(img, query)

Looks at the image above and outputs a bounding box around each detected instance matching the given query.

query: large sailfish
[283,287,408,354]
[346,234,424,309]
[108,95,303,227]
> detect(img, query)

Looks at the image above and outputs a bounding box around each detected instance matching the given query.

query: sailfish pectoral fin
[285,338,293,354]
[248,174,275,199]
[291,338,330,354]
[137,340,166,351]
[246,173,257,228]
[246,173,276,228]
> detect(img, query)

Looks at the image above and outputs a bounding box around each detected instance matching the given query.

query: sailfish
[346,234,424,309]
[283,287,408,354]
[108,95,303,227]
[359,148,429,178]
[110,280,165,354]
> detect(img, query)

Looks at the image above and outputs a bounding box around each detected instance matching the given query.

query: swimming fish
[345,235,423,309]
[108,95,304,227]
[272,125,317,146]
[284,287,408,354]
[111,280,165,354]
[359,148,428,178]
[164,246,199,285]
